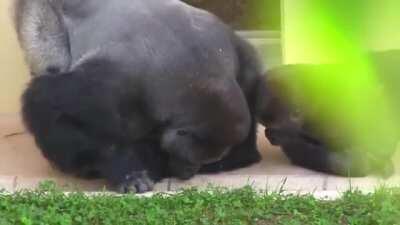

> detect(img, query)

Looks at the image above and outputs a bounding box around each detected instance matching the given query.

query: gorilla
[14,0,270,193]
[264,50,400,177]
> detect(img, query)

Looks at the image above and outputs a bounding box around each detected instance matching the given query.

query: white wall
[0,0,29,114]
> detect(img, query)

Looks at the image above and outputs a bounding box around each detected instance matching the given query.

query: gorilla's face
[161,126,235,179]
[162,127,231,162]
[160,81,251,179]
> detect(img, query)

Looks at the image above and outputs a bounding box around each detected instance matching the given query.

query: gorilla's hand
[115,170,155,194]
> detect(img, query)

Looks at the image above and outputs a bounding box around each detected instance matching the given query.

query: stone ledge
[326,175,400,192]
[0,176,16,192]
[12,176,170,193]
[169,174,326,192]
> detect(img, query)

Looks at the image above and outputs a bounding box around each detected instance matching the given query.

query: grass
[1,182,400,225]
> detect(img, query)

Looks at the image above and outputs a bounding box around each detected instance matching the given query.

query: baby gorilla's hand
[115,170,155,193]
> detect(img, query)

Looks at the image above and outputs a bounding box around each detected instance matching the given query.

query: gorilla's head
[160,78,251,179]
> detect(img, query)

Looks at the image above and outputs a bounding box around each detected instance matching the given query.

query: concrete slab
[13,176,170,192]
[14,177,106,192]
[169,174,267,191]
[0,176,16,192]
[1,126,60,178]
[325,175,400,192]
[325,176,379,192]
[0,113,25,137]
[169,174,325,192]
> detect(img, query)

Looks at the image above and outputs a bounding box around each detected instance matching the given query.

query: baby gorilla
[17,0,269,193]
[263,50,400,177]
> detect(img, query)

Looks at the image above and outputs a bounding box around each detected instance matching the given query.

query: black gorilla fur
[18,0,270,193]
[22,60,168,190]
[263,50,400,177]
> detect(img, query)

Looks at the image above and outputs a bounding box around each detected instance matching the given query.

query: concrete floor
[1,114,399,195]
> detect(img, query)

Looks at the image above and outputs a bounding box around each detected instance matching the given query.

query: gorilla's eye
[177,130,189,136]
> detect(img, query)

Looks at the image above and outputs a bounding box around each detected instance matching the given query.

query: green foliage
[1,182,400,225]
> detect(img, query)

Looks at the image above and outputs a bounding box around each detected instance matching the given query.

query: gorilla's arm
[13,0,71,75]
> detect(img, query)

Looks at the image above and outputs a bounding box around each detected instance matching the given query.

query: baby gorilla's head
[162,126,233,179]
[160,79,251,179]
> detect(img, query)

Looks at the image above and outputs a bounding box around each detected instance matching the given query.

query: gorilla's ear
[13,0,71,75]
